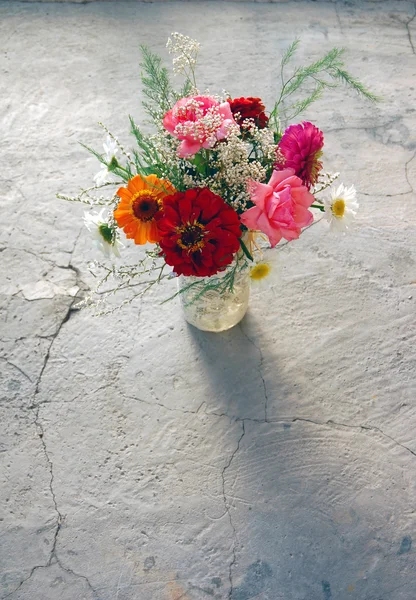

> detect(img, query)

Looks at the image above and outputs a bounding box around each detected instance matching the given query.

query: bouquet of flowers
[58,34,377,330]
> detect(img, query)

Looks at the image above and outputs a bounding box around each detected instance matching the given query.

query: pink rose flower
[163,95,237,158]
[275,121,324,190]
[240,168,315,247]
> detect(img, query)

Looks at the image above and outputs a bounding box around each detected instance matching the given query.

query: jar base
[177,255,251,333]
[183,305,248,332]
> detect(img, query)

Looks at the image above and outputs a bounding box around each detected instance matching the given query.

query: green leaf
[281,39,300,68]
[240,238,254,262]
[139,45,174,116]
[190,152,207,176]
[271,42,380,122]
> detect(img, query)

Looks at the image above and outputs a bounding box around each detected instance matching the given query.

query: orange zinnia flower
[114,174,176,245]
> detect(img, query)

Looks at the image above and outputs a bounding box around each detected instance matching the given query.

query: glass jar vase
[177,258,250,332]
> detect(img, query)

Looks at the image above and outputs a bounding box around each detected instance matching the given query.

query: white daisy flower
[83,208,122,258]
[324,183,359,232]
[93,165,113,186]
[102,136,119,161]
[93,136,119,186]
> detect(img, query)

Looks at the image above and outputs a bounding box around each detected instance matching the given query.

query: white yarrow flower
[83,208,122,258]
[93,136,119,186]
[324,183,359,232]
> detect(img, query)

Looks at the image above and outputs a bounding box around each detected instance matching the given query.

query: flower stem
[240,237,254,261]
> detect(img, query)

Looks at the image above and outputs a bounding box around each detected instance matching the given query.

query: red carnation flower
[228,97,269,129]
[156,188,242,277]
[276,121,324,190]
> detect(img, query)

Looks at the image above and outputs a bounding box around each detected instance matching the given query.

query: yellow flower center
[332,199,346,218]
[98,223,113,245]
[250,263,271,281]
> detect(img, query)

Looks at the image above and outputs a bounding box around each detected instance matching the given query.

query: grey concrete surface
[1,1,416,599]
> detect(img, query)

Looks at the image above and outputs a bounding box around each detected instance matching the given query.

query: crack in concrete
[33,404,64,564]
[334,2,343,34]
[404,151,416,195]
[3,560,98,599]
[3,228,87,306]
[201,412,416,462]
[221,421,246,600]
[119,390,205,416]
[291,417,416,459]
[4,231,100,598]
[3,246,62,267]
[325,118,402,136]
[3,565,48,599]
[55,559,99,598]
[357,190,412,198]
[239,324,269,422]
[406,4,416,55]
[212,415,416,461]
[4,334,55,343]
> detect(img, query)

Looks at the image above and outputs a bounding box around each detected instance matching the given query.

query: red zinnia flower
[276,121,324,190]
[228,97,269,129]
[156,188,242,277]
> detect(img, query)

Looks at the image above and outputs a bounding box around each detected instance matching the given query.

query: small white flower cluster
[166,32,200,77]
[148,130,187,181]
[200,89,230,104]
[181,168,204,188]
[251,127,279,163]
[239,117,255,133]
[312,171,340,195]
[216,126,247,163]
[208,131,267,210]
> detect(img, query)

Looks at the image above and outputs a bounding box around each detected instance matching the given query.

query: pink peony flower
[240,168,315,247]
[163,96,237,158]
[276,121,324,190]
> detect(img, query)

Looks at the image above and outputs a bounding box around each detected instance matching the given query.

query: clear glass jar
[177,258,250,332]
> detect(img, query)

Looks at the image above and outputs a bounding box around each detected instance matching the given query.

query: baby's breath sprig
[77,249,169,315]
[57,184,122,206]
[167,32,200,88]
[98,122,133,166]
[313,171,340,196]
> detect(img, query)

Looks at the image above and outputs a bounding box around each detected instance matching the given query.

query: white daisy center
[98,223,113,244]
[332,199,345,218]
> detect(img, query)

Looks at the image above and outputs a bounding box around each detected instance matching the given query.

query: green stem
[311,203,325,212]
[203,149,210,176]
[240,237,254,261]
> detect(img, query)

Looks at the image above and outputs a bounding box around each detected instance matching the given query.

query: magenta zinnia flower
[276,122,324,190]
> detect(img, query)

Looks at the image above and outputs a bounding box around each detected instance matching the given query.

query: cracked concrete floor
[1,1,416,599]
